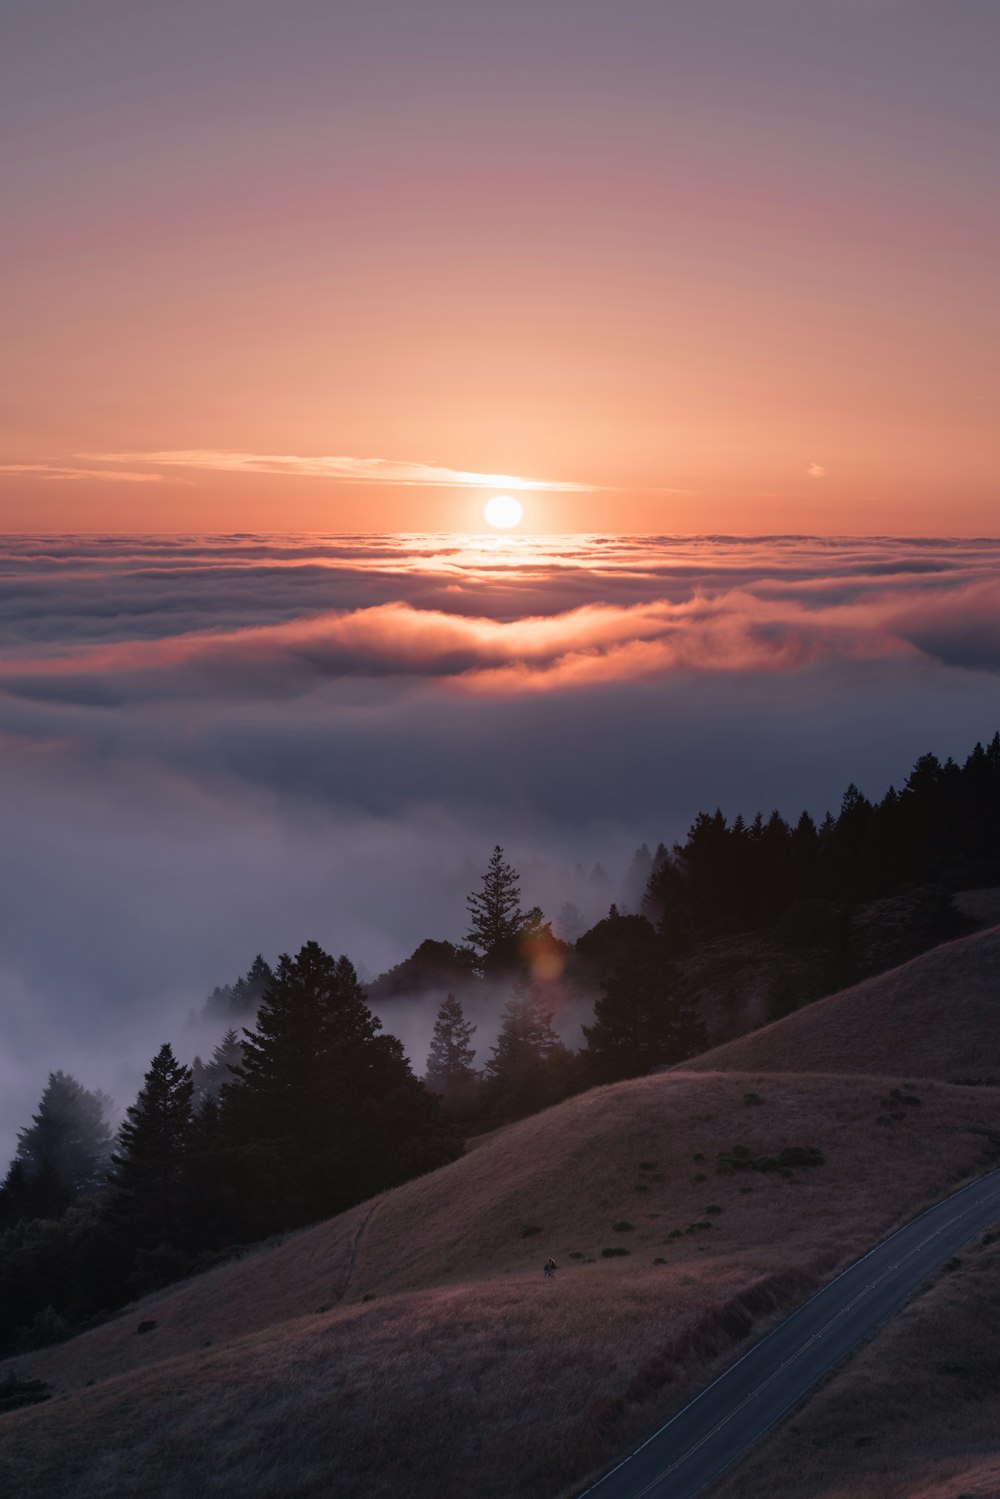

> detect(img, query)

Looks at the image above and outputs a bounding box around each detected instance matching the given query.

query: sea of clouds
[2,532,999,1158]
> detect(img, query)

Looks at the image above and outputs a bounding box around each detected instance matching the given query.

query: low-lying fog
[2,533,999,1158]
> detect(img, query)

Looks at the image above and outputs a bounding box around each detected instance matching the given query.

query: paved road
[578,1168,1000,1499]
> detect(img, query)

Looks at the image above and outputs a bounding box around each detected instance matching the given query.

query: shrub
[635,1184,651,1193]
[0,1372,52,1413]
[601,1247,630,1258]
[743,1092,764,1107]
[520,1224,543,1238]
[705,1204,722,1215]
[668,1228,683,1239]
[611,1220,634,1232]
[638,1160,657,1171]
[652,1257,667,1265]
[693,1172,708,1183]
[137,1320,157,1335]
[568,1251,585,1259]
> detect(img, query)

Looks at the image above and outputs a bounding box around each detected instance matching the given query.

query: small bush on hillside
[743,1092,764,1107]
[601,1247,630,1257]
[638,1160,657,1171]
[519,1224,543,1238]
[705,1204,722,1214]
[568,1251,585,1259]
[668,1228,683,1239]
[693,1172,708,1182]
[717,1144,825,1175]
[611,1220,634,1232]
[686,1222,715,1234]
[635,1183,650,1193]
[0,1372,52,1413]
[653,1256,667,1265]
[136,1320,157,1335]
[18,1306,70,1352]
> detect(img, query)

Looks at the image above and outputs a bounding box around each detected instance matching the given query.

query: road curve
[578,1167,1000,1499]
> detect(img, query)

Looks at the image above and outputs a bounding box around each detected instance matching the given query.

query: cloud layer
[2,533,1000,1159]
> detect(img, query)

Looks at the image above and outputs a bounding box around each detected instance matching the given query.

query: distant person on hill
[543,1257,557,1278]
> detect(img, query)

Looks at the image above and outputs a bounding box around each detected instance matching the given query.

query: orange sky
[2,3,998,535]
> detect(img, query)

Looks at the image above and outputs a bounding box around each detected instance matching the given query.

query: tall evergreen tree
[465,845,542,974]
[583,931,705,1082]
[111,1044,194,1245]
[2,1072,113,1222]
[425,994,480,1118]
[484,976,570,1117]
[225,942,459,1219]
[425,994,478,1092]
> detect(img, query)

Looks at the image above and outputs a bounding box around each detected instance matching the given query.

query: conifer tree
[583,933,705,1082]
[425,994,478,1092]
[465,845,542,974]
[111,1044,194,1244]
[6,1072,113,1220]
[484,976,570,1117]
[225,942,459,1217]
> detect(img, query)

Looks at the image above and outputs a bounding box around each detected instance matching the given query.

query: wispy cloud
[0,464,165,484]
[78,450,598,491]
[807,462,827,479]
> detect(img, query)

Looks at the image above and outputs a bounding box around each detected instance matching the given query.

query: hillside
[680,924,1000,1082]
[3,1069,1000,1499]
[711,1219,1000,1499]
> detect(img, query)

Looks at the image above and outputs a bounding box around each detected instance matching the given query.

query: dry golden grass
[681,924,1000,1081]
[710,1233,1000,1499]
[3,1070,999,1499]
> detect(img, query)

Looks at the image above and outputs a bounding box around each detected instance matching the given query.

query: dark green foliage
[136,1319,157,1334]
[601,1246,630,1257]
[717,1144,826,1175]
[611,1220,634,1232]
[0,1372,52,1412]
[582,913,705,1082]
[520,1224,543,1237]
[483,974,573,1119]
[743,1092,764,1106]
[465,845,543,975]
[202,955,274,1023]
[0,1073,113,1227]
[111,1044,194,1246]
[224,942,460,1226]
[425,994,480,1115]
[568,1250,585,1259]
[191,1028,244,1106]
[368,938,478,1000]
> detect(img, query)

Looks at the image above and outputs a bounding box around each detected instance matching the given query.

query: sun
[484,494,524,530]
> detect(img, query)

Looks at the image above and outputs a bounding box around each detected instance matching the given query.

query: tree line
[1,733,998,1352]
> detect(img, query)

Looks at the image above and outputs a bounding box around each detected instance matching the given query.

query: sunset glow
[484,495,524,530]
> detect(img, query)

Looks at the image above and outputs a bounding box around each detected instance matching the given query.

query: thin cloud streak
[0,464,166,484]
[77,450,600,491]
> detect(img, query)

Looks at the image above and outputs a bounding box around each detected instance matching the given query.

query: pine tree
[111,1044,194,1244]
[425,994,478,1092]
[225,942,459,1218]
[484,976,570,1117]
[465,846,542,974]
[7,1072,113,1220]
[583,933,706,1082]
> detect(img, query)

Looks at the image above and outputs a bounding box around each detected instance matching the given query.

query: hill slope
[3,1069,1000,1499]
[680,924,1000,1082]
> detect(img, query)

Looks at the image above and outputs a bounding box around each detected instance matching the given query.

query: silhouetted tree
[1,1073,113,1224]
[225,942,459,1221]
[484,976,571,1118]
[465,845,542,974]
[425,994,480,1118]
[583,929,705,1082]
[110,1044,194,1245]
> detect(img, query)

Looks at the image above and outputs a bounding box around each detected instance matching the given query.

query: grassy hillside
[681,924,1000,1082]
[711,1226,1000,1499]
[3,1069,1000,1499]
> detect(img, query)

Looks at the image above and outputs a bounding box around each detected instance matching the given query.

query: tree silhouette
[111,1044,194,1245]
[2,1072,113,1223]
[484,976,570,1117]
[583,930,704,1082]
[465,845,542,974]
[425,994,480,1118]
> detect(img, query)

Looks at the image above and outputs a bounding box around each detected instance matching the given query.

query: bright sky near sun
[2,1,999,534]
